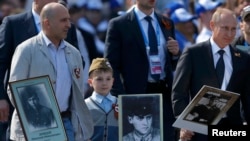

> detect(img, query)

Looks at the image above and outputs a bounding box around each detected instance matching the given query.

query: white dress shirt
[42,32,72,112]
[210,38,232,90]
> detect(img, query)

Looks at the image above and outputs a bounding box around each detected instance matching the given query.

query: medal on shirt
[112,104,118,120]
[74,67,80,79]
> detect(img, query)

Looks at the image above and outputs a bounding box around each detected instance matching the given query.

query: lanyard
[134,9,160,48]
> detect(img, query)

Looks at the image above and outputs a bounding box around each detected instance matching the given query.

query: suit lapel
[23,11,39,36]
[64,47,75,80]
[227,46,242,89]
[155,13,174,40]
[204,41,215,68]
[201,41,221,87]
[37,33,56,70]
[64,46,82,84]
[127,10,148,58]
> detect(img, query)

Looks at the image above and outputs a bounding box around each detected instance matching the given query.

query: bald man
[0,0,80,140]
[7,3,93,141]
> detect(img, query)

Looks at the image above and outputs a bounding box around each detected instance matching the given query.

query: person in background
[108,0,124,19]
[0,0,16,24]
[7,2,93,141]
[77,0,108,62]
[195,0,222,43]
[122,96,161,141]
[231,5,250,125]
[233,0,250,18]
[162,1,184,18]
[85,58,118,141]
[68,1,86,26]
[172,8,250,141]
[117,0,136,16]
[232,5,250,54]
[104,0,180,140]
[0,1,26,141]
[170,7,198,52]
[221,0,250,38]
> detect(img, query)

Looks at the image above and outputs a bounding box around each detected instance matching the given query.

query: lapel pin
[74,68,80,79]
[234,53,241,57]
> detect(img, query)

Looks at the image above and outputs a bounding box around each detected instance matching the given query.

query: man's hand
[0,99,9,122]
[179,128,195,141]
[167,37,179,55]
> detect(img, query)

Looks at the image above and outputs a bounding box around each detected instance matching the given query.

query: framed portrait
[118,94,163,141]
[173,85,240,135]
[9,75,67,141]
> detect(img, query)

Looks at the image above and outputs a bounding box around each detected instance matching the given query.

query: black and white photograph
[9,75,67,141]
[17,84,57,132]
[118,94,163,141]
[184,93,229,124]
[173,85,240,135]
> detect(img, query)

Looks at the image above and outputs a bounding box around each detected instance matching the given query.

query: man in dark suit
[172,8,250,141]
[0,0,79,140]
[104,0,180,141]
[231,5,250,54]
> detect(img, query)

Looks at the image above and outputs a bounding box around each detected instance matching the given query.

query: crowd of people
[1,0,250,141]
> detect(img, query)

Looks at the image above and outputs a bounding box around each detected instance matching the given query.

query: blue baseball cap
[85,0,102,10]
[195,0,222,16]
[171,8,197,24]
[164,2,185,16]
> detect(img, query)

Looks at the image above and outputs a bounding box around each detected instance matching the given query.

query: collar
[133,127,153,141]
[32,9,40,26]
[91,91,116,104]
[41,32,65,49]
[134,6,156,22]
[210,38,230,56]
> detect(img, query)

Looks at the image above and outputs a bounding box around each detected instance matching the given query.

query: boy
[85,58,118,141]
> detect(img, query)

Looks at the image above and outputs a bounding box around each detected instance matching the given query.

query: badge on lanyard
[149,54,162,75]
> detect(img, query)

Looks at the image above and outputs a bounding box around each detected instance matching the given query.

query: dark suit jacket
[0,11,78,101]
[78,28,103,62]
[172,40,250,125]
[104,9,178,98]
[231,36,245,47]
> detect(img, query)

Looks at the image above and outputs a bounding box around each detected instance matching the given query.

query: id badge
[149,55,162,75]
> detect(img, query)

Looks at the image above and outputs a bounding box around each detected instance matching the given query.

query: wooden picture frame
[173,85,240,135]
[118,94,163,141]
[9,75,67,141]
